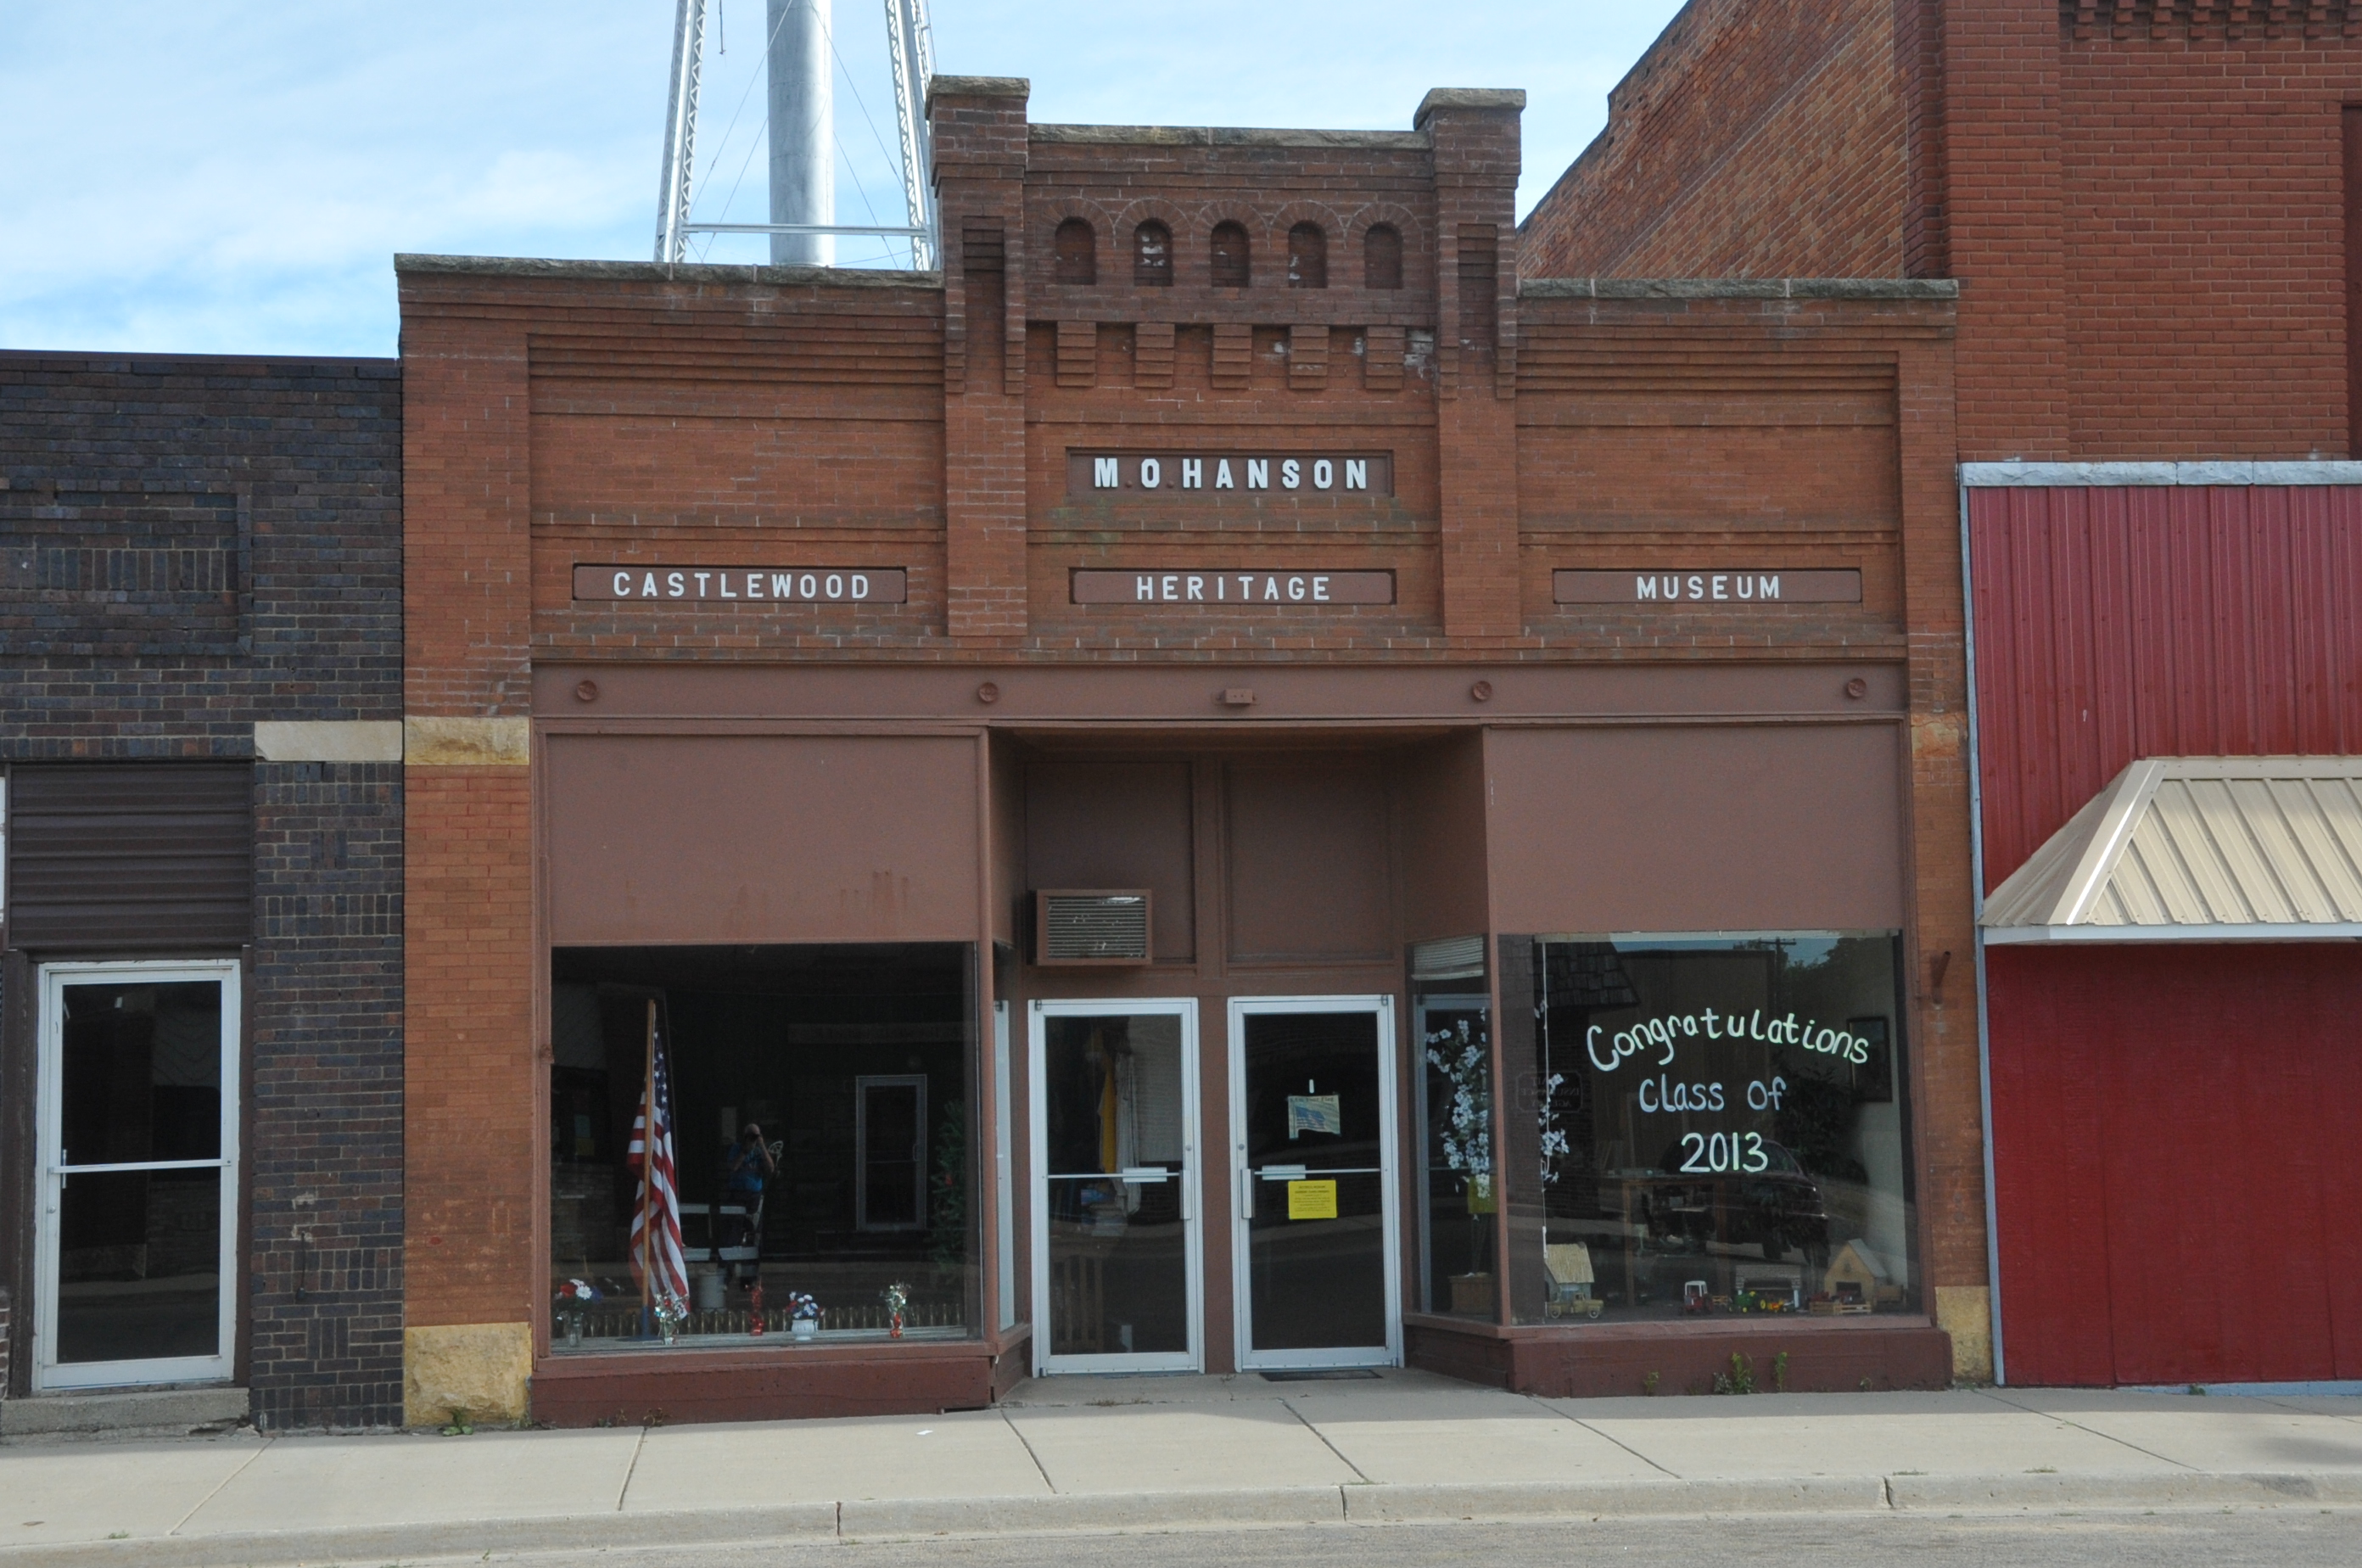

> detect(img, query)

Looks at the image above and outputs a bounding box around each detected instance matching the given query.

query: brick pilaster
[1421,91,1525,642]
[931,76,1031,646]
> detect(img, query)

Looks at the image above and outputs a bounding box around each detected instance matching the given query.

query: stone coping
[1520,277,1960,301]
[1030,124,1430,149]
[393,255,941,288]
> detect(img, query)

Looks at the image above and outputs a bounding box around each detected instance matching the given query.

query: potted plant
[785,1291,820,1340]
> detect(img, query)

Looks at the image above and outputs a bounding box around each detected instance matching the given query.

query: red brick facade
[1522,0,2362,461]
[1520,0,1906,281]
[400,82,1979,1416]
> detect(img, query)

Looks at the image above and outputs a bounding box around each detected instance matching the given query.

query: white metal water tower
[652,0,939,269]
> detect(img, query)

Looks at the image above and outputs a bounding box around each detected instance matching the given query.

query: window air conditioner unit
[1034,889,1153,966]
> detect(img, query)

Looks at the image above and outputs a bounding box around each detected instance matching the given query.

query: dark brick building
[0,353,405,1427]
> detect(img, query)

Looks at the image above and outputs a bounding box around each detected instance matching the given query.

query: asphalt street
[474,1511,2362,1568]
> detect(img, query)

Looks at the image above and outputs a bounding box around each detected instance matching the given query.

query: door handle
[1240,1173,1254,1220]
[1117,1167,1171,1184]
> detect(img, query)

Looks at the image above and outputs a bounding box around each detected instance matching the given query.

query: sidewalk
[3,1369,2360,1565]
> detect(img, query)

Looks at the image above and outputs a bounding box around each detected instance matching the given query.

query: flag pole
[641,997,658,1337]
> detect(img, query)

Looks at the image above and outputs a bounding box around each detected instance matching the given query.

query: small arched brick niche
[1287,222,1329,289]
[1133,221,1173,287]
[1363,224,1403,290]
[1210,221,1251,288]
[1053,218,1097,285]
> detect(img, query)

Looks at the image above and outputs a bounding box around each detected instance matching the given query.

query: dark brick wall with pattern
[249,761,404,1428]
[0,353,402,1425]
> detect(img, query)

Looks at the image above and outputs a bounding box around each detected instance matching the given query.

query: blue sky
[0,2,1684,357]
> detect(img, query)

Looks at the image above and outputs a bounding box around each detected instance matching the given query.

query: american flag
[625,1011,689,1311]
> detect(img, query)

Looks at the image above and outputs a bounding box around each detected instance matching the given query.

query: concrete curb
[4,1474,2360,1565]
[840,1487,1346,1537]
[1889,1471,2362,1511]
[1341,1476,1889,1521]
[0,1506,837,1568]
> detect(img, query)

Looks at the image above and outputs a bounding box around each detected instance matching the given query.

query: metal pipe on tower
[767,0,835,267]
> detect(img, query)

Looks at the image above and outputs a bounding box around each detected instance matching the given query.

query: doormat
[1258,1369,1382,1382]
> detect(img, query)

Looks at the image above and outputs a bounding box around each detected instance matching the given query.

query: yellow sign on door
[1287,1179,1339,1220]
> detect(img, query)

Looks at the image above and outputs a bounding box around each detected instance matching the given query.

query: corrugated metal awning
[1983,757,2362,943]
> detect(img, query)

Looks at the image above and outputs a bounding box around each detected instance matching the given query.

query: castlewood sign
[574,565,907,603]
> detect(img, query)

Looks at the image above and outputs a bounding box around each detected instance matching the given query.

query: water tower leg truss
[656,0,935,268]
[884,0,938,269]
[654,0,710,263]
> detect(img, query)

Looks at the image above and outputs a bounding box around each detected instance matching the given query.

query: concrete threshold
[0,1389,247,1440]
[3,1473,2360,1568]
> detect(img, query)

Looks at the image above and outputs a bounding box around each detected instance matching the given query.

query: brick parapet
[0,352,401,748]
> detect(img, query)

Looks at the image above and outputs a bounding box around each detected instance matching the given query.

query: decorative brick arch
[1028,202,1117,286]
[1339,203,1429,293]
[1184,203,1268,289]
[1111,199,1191,290]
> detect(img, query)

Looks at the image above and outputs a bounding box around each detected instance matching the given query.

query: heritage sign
[1553,569,1861,605]
[1066,451,1395,496]
[1072,569,1396,605]
[574,565,908,603]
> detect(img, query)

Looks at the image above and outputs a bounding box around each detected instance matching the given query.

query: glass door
[1029,1000,1201,1373]
[1229,995,1400,1369]
[34,960,241,1390]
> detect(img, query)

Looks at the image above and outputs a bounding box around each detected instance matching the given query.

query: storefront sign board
[1072,570,1394,605]
[1554,569,1861,605]
[1066,451,1395,496]
[574,566,908,603]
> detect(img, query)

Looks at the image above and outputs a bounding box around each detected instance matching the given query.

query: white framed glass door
[1029,998,1202,1374]
[34,960,241,1390]
[1228,994,1401,1369]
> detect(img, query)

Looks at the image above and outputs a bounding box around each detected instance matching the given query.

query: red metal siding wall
[1971,485,2362,890]
[1987,944,2362,1386]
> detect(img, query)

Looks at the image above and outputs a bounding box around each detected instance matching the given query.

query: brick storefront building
[1525,0,2362,1386]
[0,354,405,1426]
[398,80,1980,1426]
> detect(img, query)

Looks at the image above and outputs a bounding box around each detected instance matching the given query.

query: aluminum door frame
[33,958,243,1391]
[1227,993,1402,1370]
[1029,996,1204,1375]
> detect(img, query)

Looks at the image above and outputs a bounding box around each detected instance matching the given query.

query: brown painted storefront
[398,81,1978,1426]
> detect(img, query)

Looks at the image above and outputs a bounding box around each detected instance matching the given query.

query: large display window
[1500,933,1916,1326]
[547,944,978,1350]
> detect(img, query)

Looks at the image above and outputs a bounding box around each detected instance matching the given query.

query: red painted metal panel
[1988,946,2360,1386]
[1971,486,2362,888]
